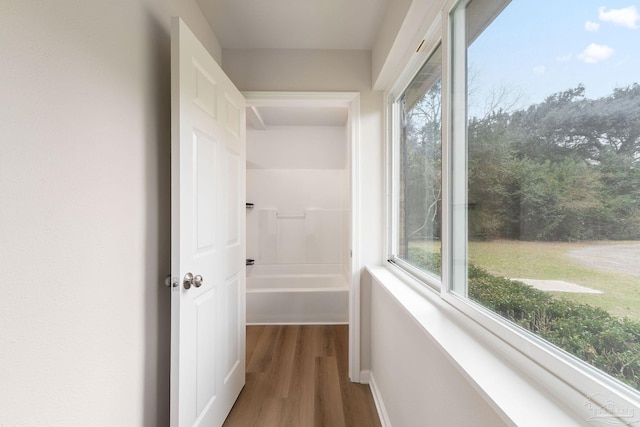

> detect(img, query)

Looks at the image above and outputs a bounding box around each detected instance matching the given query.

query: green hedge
[407,248,640,390]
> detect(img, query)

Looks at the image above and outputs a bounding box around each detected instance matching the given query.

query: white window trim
[384,0,640,422]
[370,264,586,426]
[387,15,443,290]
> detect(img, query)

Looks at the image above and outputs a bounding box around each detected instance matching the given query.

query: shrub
[468,263,640,389]
[407,247,640,389]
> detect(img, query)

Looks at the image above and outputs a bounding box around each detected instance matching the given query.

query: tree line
[402,82,640,242]
[469,83,640,241]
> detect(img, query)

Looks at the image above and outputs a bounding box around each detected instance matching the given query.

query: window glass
[395,45,443,279]
[457,0,640,391]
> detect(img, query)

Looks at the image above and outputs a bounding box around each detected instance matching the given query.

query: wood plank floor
[223,325,382,427]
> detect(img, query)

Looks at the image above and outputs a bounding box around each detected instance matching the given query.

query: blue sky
[468,0,640,117]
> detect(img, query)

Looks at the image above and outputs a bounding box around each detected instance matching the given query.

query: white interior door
[170,17,246,427]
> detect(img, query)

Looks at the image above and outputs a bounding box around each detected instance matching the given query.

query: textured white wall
[0,1,219,425]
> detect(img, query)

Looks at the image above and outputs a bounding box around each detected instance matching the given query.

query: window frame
[385,0,640,418]
[387,15,444,291]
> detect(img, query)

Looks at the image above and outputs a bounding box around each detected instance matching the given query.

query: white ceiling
[247,105,348,129]
[197,0,390,50]
[198,0,385,127]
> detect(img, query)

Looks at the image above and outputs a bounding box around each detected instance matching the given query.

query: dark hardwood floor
[223,325,382,427]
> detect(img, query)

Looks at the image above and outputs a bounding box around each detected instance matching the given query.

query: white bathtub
[246,264,349,324]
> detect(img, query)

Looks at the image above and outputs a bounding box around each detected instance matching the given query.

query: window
[389,0,640,406]
[390,45,443,284]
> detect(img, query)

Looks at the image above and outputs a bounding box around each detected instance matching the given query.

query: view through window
[395,45,442,280]
[455,0,640,391]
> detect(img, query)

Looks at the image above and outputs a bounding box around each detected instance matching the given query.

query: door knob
[183,273,203,289]
[194,274,203,288]
[183,272,194,290]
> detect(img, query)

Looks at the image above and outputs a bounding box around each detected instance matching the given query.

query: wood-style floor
[223,325,382,427]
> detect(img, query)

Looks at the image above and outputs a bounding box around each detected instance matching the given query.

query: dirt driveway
[569,243,640,277]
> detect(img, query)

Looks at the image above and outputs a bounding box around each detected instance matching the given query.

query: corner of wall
[372,0,445,91]
[371,0,412,89]
[170,0,222,64]
[359,268,373,373]
[368,371,393,427]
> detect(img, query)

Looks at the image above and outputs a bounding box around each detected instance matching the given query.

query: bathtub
[246,264,349,324]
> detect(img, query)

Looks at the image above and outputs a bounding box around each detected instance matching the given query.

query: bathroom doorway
[243,92,362,381]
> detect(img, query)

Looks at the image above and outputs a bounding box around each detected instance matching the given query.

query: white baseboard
[368,372,392,427]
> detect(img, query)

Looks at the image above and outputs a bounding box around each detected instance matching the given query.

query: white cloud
[578,43,614,63]
[598,6,639,29]
[556,54,572,62]
[533,66,546,75]
[585,20,600,31]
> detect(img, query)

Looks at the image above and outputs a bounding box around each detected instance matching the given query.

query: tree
[400,80,442,258]
[468,110,519,239]
[466,83,640,241]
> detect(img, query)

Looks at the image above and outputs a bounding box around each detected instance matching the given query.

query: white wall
[371,0,412,88]
[0,1,219,425]
[366,270,508,426]
[246,126,349,267]
[171,0,222,64]
[372,0,445,90]
[247,126,347,170]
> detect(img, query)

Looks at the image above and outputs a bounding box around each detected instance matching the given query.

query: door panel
[225,96,242,138]
[195,288,217,413]
[224,275,240,381]
[193,62,218,119]
[224,149,240,246]
[171,17,246,427]
[195,131,217,251]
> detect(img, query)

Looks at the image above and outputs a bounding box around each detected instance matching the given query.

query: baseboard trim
[368,372,392,427]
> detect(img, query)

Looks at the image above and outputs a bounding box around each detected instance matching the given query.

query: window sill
[366,264,632,426]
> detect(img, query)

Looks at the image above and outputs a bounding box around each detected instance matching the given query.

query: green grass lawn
[408,239,640,389]
[409,240,640,320]
[470,240,640,320]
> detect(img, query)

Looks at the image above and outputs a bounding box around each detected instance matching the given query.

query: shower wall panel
[246,126,349,272]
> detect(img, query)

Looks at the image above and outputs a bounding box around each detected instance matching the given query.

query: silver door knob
[183,272,194,290]
[194,274,203,288]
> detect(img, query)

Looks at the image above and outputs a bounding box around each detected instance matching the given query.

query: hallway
[223,325,381,427]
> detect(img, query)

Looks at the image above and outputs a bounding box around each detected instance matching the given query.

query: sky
[468,0,640,118]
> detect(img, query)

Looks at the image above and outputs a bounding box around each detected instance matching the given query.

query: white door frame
[243,91,362,382]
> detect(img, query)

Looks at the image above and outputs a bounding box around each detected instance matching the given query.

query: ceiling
[197,0,390,50]
[197,0,387,127]
[247,105,348,129]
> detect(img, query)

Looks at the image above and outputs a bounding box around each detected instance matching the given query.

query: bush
[407,247,441,274]
[407,248,640,389]
[468,263,640,389]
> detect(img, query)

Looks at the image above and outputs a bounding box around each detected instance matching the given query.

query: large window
[390,0,640,404]
[391,45,442,283]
